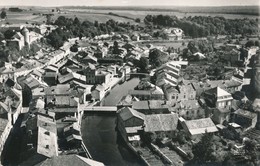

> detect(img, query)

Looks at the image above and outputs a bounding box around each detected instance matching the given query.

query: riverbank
[81,78,143,165]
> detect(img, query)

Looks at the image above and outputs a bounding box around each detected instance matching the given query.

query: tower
[21,27,30,49]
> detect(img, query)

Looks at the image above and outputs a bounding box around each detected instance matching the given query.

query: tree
[0,10,6,19]
[149,48,169,67]
[244,139,258,162]
[135,18,141,23]
[70,44,79,52]
[139,57,149,72]
[192,133,216,162]
[245,40,255,48]
[112,41,120,54]
[4,29,15,39]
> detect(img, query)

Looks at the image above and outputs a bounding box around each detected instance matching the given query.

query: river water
[81,78,144,166]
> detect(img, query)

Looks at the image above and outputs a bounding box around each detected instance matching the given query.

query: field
[0,6,258,26]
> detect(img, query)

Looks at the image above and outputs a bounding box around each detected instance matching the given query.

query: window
[172,96,175,99]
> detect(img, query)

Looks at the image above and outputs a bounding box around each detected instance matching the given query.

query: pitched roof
[234,109,257,119]
[144,113,178,132]
[182,118,218,136]
[205,86,232,98]
[37,126,58,158]
[36,155,104,166]
[118,107,144,121]
[26,114,56,134]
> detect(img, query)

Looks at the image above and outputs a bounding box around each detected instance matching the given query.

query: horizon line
[1,5,259,8]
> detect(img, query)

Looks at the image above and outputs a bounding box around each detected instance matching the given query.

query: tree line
[144,15,259,38]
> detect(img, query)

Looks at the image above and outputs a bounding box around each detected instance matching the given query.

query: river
[81,78,144,166]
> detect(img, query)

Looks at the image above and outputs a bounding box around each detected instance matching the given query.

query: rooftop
[118,107,144,122]
[234,109,257,119]
[144,113,178,132]
[35,154,104,166]
[183,118,218,136]
[37,127,58,158]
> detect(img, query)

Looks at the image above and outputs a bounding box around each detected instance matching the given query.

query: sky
[0,0,259,7]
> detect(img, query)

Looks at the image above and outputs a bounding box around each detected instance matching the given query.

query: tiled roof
[234,109,257,119]
[144,113,178,132]
[183,118,218,135]
[205,86,232,98]
[26,114,56,134]
[37,127,58,158]
[35,155,104,166]
[118,107,144,121]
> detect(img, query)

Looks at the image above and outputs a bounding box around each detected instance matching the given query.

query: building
[233,109,258,129]
[6,32,25,50]
[155,61,181,87]
[83,65,113,85]
[129,83,164,101]
[34,154,104,166]
[132,100,170,114]
[164,81,196,101]
[180,117,218,138]
[210,107,231,124]
[0,87,23,125]
[91,84,109,101]
[203,87,233,109]
[172,100,205,120]
[20,114,58,166]
[139,33,152,40]
[163,28,183,40]
[144,113,179,140]
[58,72,86,84]
[206,79,242,94]
[117,107,145,144]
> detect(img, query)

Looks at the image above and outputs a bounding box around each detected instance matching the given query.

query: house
[172,100,205,120]
[192,52,206,60]
[20,114,58,166]
[203,87,233,109]
[117,95,140,109]
[144,113,179,140]
[164,81,196,101]
[83,65,113,85]
[132,100,170,114]
[117,107,145,144]
[139,33,152,40]
[58,72,86,84]
[20,126,58,166]
[220,49,242,65]
[129,82,164,100]
[163,28,183,40]
[17,74,48,106]
[155,62,181,87]
[0,87,23,125]
[206,79,242,94]
[34,154,104,166]
[180,117,218,138]
[233,109,258,129]
[91,84,108,101]
[210,107,231,124]
[6,32,25,50]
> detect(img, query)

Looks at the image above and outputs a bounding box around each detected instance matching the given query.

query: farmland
[0,5,259,26]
